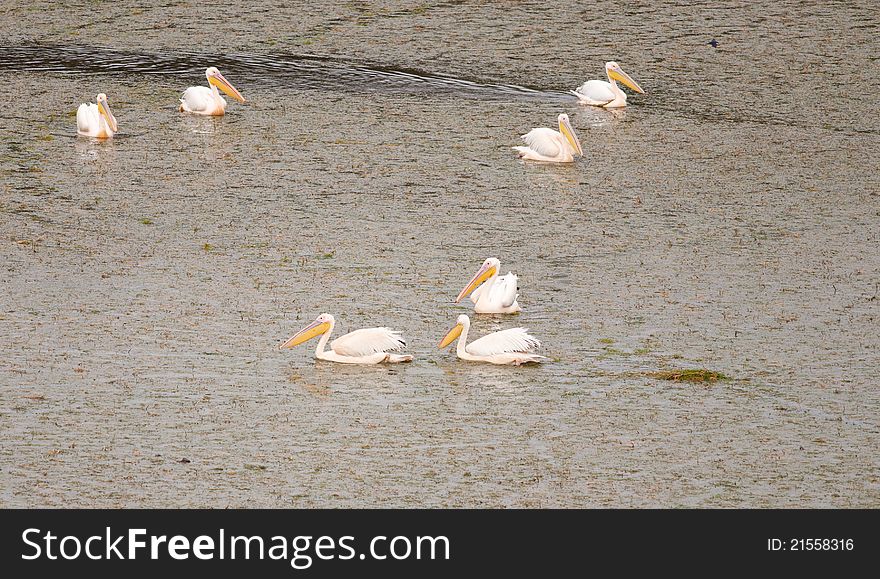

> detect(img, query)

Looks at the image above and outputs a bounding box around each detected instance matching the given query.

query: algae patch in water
[648,369,730,384]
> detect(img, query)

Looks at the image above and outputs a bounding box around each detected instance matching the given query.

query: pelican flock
[439,315,545,366]
[68,58,648,368]
[571,61,645,108]
[280,313,413,364]
[456,257,521,314]
[76,93,118,138]
[513,113,583,163]
[179,66,246,116]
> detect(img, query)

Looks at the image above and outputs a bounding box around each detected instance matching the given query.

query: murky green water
[1,1,878,507]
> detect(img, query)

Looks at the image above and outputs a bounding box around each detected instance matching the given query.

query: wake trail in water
[0,43,572,102]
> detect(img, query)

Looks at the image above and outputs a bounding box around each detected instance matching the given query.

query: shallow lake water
[1,1,878,507]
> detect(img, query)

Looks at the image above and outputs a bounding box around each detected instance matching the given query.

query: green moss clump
[649,369,729,383]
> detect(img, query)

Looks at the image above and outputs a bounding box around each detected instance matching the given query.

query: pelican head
[557,113,583,157]
[206,66,246,103]
[280,313,333,349]
[95,93,118,133]
[456,257,501,303]
[439,314,470,348]
[605,62,645,94]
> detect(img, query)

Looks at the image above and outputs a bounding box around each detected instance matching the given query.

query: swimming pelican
[438,314,546,365]
[279,313,413,364]
[571,61,645,108]
[455,257,521,314]
[76,93,118,138]
[513,113,583,163]
[179,67,246,116]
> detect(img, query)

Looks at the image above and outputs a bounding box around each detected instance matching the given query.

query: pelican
[455,257,521,314]
[513,113,583,163]
[179,67,246,116]
[279,313,413,364]
[571,61,645,108]
[438,314,546,365]
[76,93,118,138]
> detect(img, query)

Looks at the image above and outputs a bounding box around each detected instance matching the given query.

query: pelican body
[280,313,413,364]
[179,67,246,116]
[571,61,645,108]
[76,93,118,138]
[456,257,521,314]
[513,113,583,163]
[439,314,546,366]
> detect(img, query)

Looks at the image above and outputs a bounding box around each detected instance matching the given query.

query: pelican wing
[180,86,215,113]
[76,103,101,136]
[76,103,97,133]
[330,327,406,356]
[486,272,518,308]
[520,128,563,158]
[466,328,540,356]
[572,80,614,105]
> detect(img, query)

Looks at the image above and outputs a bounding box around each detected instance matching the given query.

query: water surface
[0,1,878,507]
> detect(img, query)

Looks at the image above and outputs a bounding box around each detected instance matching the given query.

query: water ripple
[0,43,571,102]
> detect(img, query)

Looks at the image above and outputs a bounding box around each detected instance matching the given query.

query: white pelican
[76,93,118,138]
[279,313,413,364]
[570,61,645,108]
[179,67,246,116]
[455,257,521,314]
[438,314,546,366]
[513,113,583,163]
